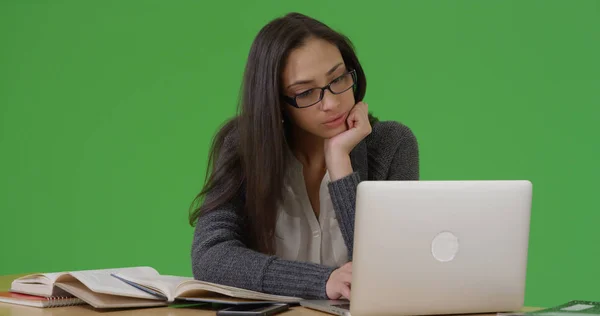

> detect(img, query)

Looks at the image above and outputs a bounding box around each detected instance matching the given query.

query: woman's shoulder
[362,119,419,180]
[367,119,418,151]
[217,117,241,151]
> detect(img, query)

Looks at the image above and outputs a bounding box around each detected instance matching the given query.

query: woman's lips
[323,112,347,128]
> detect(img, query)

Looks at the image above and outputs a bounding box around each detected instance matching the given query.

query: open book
[10,266,301,309]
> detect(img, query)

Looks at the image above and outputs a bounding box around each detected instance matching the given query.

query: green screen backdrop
[1,0,598,308]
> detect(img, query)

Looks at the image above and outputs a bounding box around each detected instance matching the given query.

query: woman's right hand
[326,262,352,300]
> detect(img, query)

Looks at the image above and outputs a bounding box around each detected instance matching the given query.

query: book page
[112,273,302,303]
[56,281,167,309]
[176,279,302,303]
[13,272,68,285]
[69,266,161,300]
[179,293,297,305]
[111,273,190,302]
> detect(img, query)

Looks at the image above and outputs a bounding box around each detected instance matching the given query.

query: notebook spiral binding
[46,295,84,308]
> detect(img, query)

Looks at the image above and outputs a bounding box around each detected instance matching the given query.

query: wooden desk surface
[0,274,539,316]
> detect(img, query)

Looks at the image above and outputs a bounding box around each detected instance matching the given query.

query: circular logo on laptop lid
[431,231,459,262]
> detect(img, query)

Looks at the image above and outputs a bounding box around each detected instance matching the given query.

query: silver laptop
[301,180,532,316]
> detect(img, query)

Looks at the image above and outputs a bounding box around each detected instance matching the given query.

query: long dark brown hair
[189,12,368,254]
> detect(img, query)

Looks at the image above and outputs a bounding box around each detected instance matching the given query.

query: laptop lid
[350,180,532,316]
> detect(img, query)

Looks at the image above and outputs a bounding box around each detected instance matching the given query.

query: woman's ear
[280,106,290,122]
[282,113,291,124]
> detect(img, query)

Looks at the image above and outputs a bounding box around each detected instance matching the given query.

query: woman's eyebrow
[286,62,344,89]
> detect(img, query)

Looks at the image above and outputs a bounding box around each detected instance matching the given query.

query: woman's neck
[290,125,326,170]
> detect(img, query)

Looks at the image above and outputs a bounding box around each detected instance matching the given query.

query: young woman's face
[281,37,356,139]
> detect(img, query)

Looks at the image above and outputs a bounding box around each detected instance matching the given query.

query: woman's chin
[319,125,347,139]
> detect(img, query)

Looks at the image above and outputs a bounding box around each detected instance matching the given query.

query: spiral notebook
[0,291,84,308]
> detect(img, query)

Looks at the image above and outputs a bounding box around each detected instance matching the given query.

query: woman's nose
[320,89,340,111]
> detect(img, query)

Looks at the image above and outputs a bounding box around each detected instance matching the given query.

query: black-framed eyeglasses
[282,69,357,108]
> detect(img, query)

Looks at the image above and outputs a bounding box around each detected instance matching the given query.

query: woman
[189,12,419,300]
